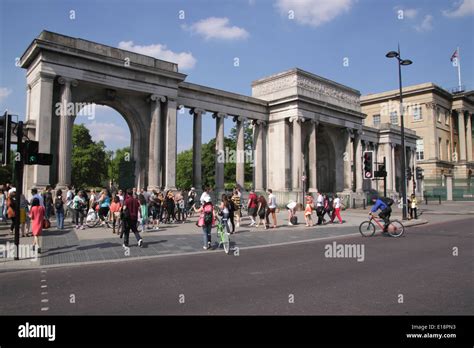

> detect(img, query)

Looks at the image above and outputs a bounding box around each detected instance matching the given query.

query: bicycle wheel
[387,220,405,237]
[221,229,230,254]
[359,221,376,237]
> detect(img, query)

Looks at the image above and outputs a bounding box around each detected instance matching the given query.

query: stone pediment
[252,68,361,113]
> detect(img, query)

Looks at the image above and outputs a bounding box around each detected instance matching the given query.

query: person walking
[330,194,344,224]
[316,191,324,225]
[231,189,241,228]
[409,194,418,220]
[66,185,75,223]
[193,195,215,250]
[98,189,111,228]
[304,193,314,227]
[19,194,29,237]
[187,187,196,216]
[122,189,144,248]
[265,189,277,228]
[43,186,54,221]
[165,190,175,223]
[110,195,122,234]
[256,194,268,229]
[7,191,17,234]
[73,191,86,230]
[219,194,233,235]
[138,194,149,232]
[0,189,6,222]
[29,197,45,254]
[54,189,65,230]
[247,190,258,226]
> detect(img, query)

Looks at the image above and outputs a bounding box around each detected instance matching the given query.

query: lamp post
[386,45,412,220]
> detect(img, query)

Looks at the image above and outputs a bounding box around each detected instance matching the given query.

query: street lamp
[386,45,412,221]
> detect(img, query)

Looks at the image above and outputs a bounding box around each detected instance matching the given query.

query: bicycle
[359,213,405,237]
[215,216,231,254]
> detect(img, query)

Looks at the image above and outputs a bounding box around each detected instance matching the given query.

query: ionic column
[191,108,204,190]
[164,99,177,190]
[391,144,396,193]
[308,119,319,191]
[253,120,265,192]
[290,116,304,190]
[57,77,78,188]
[385,143,394,193]
[457,110,467,161]
[466,113,473,162]
[234,116,246,189]
[213,112,225,192]
[342,128,353,192]
[354,130,363,193]
[147,94,166,190]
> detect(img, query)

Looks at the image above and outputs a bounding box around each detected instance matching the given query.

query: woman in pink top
[30,197,45,253]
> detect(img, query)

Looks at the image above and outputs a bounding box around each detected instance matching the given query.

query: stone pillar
[213,112,225,192]
[385,143,394,193]
[391,144,397,194]
[147,94,165,190]
[308,119,319,191]
[354,130,363,193]
[457,110,467,161]
[190,108,204,190]
[343,128,353,192]
[466,113,473,162]
[446,174,453,201]
[164,99,177,190]
[30,72,55,188]
[56,77,77,188]
[253,120,265,192]
[290,116,304,191]
[235,116,246,189]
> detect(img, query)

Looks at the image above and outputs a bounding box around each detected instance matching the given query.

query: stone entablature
[252,68,361,113]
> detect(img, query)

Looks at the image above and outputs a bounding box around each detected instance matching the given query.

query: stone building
[361,83,474,200]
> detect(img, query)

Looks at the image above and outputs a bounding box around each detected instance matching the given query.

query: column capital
[190,107,205,116]
[455,108,465,116]
[149,94,166,103]
[212,112,226,119]
[58,76,78,87]
[341,127,354,138]
[251,119,266,126]
[232,115,247,123]
[289,116,305,123]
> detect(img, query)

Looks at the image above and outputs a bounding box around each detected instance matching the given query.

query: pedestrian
[98,189,111,227]
[231,188,241,228]
[73,191,86,230]
[43,186,54,221]
[316,191,324,225]
[165,190,175,223]
[409,194,418,220]
[226,193,236,233]
[66,185,75,223]
[256,194,268,229]
[7,191,17,234]
[29,197,45,254]
[175,190,183,222]
[330,194,344,224]
[138,193,149,232]
[322,194,333,223]
[265,189,277,228]
[109,195,122,234]
[304,193,314,227]
[31,188,44,207]
[219,194,233,235]
[122,189,144,248]
[0,189,6,222]
[187,187,196,217]
[247,190,258,226]
[199,186,212,205]
[287,200,297,225]
[20,194,29,237]
[54,189,65,230]
[193,195,215,250]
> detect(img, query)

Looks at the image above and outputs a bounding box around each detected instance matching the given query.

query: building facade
[361,83,474,200]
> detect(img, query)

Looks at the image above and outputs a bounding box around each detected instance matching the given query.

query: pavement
[0,206,431,272]
[0,216,471,315]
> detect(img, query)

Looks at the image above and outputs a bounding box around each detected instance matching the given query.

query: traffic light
[0,112,12,166]
[363,151,373,179]
[23,140,53,165]
[406,167,412,181]
[416,167,423,180]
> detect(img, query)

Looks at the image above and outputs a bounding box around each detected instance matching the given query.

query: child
[304,194,314,227]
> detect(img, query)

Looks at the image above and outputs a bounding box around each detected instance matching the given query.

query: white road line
[41,285,47,288]
[41,292,48,295]
[41,299,49,303]
[41,279,46,282]
[41,307,49,311]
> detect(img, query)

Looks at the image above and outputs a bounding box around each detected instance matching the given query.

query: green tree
[176,149,193,189]
[0,150,14,184]
[71,124,109,188]
[229,121,254,182]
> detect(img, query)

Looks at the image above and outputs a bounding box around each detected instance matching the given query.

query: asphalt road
[0,217,472,315]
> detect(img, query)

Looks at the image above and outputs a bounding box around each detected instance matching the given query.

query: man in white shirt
[200,187,212,205]
[316,190,324,225]
[265,189,277,228]
[31,188,44,207]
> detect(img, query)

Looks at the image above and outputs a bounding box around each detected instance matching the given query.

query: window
[361,118,365,126]
[373,114,381,126]
[437,109,441,122]
[445,111,450,125]
[446,140,450,161]
[439,137,443,160]
[390,111,398,124]
[416,139,424,160]
[413,106,422,121]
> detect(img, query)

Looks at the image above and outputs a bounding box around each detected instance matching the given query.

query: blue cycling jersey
[370,198,388,213]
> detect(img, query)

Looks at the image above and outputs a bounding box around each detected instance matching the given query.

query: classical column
[354,130,363,193]
[190,108,204,190]
[234,116,246,189]
[457,110,467,161]
[213,112,225,192]
[164,99,177,190]
[253,120,265,192]
[56,77,77,188]
[290,116,304,191]
[308,119,319,191]
[391,144,396,193]
[466,113,473,162]
[385,143,394,193]
[343,128,353,192]
[148,94,165,190]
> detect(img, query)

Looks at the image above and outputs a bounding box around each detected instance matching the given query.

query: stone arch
[316,125,337,193]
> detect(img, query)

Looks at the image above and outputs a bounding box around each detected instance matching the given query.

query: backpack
[290,215,298,225]
[54,197,63,210]
[203,203,213,225]
[381,197,394,207]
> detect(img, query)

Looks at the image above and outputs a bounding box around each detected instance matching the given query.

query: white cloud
[118,41,196,70]
[184,17,249,40]
[0,87,12,102]
[88,121,129,144]
[443,0,474,18]
[275,0,354,27]
[415,14,434,32]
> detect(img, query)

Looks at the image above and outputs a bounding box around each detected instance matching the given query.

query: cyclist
[369,196,394,232]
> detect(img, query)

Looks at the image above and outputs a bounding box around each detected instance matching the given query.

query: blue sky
[1,0,473,151]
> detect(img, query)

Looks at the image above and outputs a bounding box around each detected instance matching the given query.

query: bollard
[363,199,366,210]
[439,195,441,204]
[425,196,428,205]
[352,198,355,209]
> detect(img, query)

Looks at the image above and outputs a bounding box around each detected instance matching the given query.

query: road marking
[41,292,48,295]
[41,285,47,288]
[41,299,49,303]
[41,307,49,311]
[41,279,46,282]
